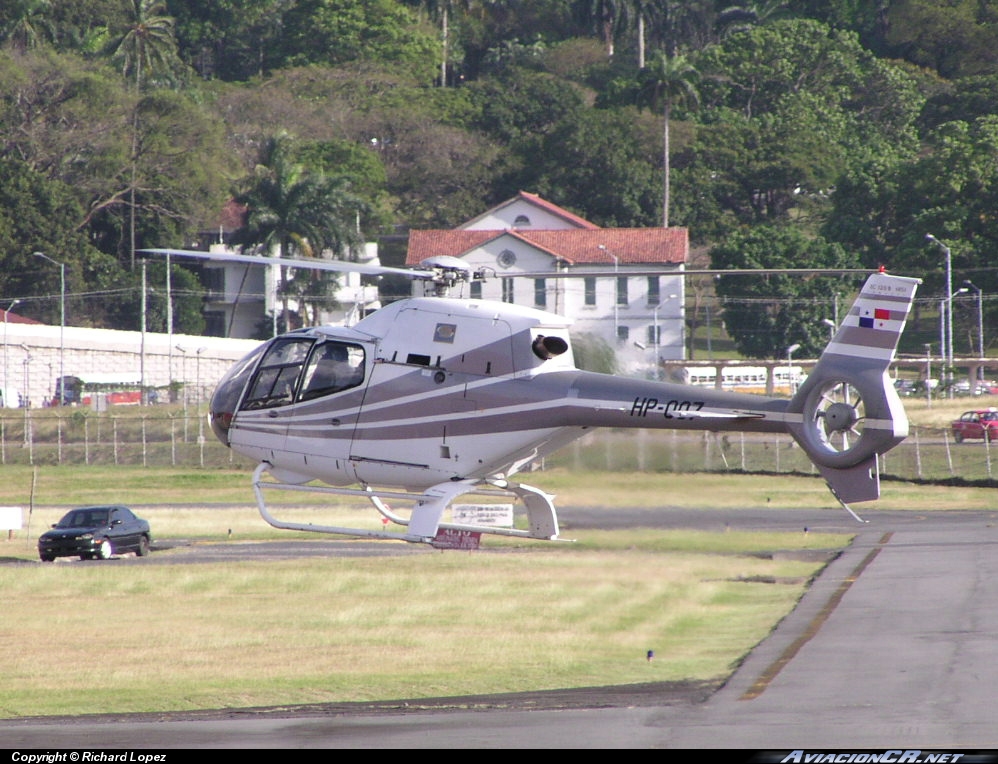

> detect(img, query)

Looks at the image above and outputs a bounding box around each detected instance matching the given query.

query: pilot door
[283,339,368,484]
[228,336,315,470]
[229,336,370,484]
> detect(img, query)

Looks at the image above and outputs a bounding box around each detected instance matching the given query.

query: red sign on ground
[431,528,481,550]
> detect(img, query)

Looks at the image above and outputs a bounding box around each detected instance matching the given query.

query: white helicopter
[143,248,920,547]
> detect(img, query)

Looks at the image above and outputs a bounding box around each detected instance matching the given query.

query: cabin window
[297,342,366,401]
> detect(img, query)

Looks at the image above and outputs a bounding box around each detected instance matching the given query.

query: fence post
[913,429,922,479]
[944,430,954,476]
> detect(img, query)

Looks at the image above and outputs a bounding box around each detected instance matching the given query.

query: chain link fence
[2,409,994,486]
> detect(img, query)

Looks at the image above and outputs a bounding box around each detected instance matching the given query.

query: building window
[502,278,514,303]
[534,278,546,308]
[617,325,629,343]
[647,276,660,306]
[514,214,531,226]
[616,277,629,306]
[647,324,660,346]
[584,277,597,306]
[204,311,226,337]
[497,249,517,268]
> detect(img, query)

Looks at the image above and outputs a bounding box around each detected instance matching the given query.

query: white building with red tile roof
[406,192,688,375]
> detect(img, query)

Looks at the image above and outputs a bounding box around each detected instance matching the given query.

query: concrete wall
[1,323,261,408]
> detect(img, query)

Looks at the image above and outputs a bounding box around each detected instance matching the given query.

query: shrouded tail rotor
[808,380,866,459]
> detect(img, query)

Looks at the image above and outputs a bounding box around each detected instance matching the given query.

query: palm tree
[638,51,700,227]
[233,135,366,330]
[407,0,471,86]
[717,1,790,38]
[1,0,56,51]
[108,0,180,91]
[106,0,182,269]
[573,0,632,59]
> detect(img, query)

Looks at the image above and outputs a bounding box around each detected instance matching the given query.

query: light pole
[964,280,984,382]
[926,234,953,393]
[598,245,620,341]
[3,299,20,407]
[924,343,932,406]
[195,347,206,447]
[32,252,65,405]
[176,345,188,416]
[940,286,968,392]
[787,343,801,395]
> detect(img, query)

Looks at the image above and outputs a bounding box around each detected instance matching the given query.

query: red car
[951,410,998,442]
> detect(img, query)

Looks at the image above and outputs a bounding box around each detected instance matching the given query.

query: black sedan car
[38,505,152,562]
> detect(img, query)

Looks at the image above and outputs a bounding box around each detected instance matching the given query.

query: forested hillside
[1,0,997,357]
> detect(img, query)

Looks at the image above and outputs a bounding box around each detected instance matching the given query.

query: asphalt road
[3,506,998,749]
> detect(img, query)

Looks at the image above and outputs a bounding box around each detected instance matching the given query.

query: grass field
[1,449,993,719]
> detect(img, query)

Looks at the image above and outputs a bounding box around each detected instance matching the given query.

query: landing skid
[251,462,563,544]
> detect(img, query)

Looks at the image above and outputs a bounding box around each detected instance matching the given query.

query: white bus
[684,365,804,395]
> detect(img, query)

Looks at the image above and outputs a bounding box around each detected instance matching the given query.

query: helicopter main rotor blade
[495,268,874,279]
[139,248,437,280]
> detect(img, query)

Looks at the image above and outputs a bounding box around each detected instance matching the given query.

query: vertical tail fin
[788,272,921,504]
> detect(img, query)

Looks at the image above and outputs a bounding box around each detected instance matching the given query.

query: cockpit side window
[241,338,314,410]
[298,342,365,401]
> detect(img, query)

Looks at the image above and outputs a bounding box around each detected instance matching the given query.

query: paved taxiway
[3,506,998,748]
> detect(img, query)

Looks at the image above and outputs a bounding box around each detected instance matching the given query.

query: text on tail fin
[824,273,921,363]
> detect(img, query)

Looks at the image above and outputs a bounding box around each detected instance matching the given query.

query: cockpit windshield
[241,338,314,409]
[209,337,368,445]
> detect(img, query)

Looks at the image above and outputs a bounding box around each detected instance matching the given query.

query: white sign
[451,504,514,527]
[0,506,23,531]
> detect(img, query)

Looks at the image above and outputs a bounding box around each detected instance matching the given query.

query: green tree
[519,107,661,227]
[884,0,998,79]
[637,51,699,227]
[85,88,234,267]
[571,0,632,59]
[107,0,182,90]
[0,157,129,329]
[686,18,922,233]
[0,0,56,51]
[824,117,998,306]
[167,0,290,80]
[710,225,860,358]
[278,0,440,82]
[232,134,366,328]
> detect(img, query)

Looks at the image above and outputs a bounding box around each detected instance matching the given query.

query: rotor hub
[822,401,859,432]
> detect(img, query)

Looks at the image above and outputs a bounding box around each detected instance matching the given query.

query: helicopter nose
[209,341,269,446]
